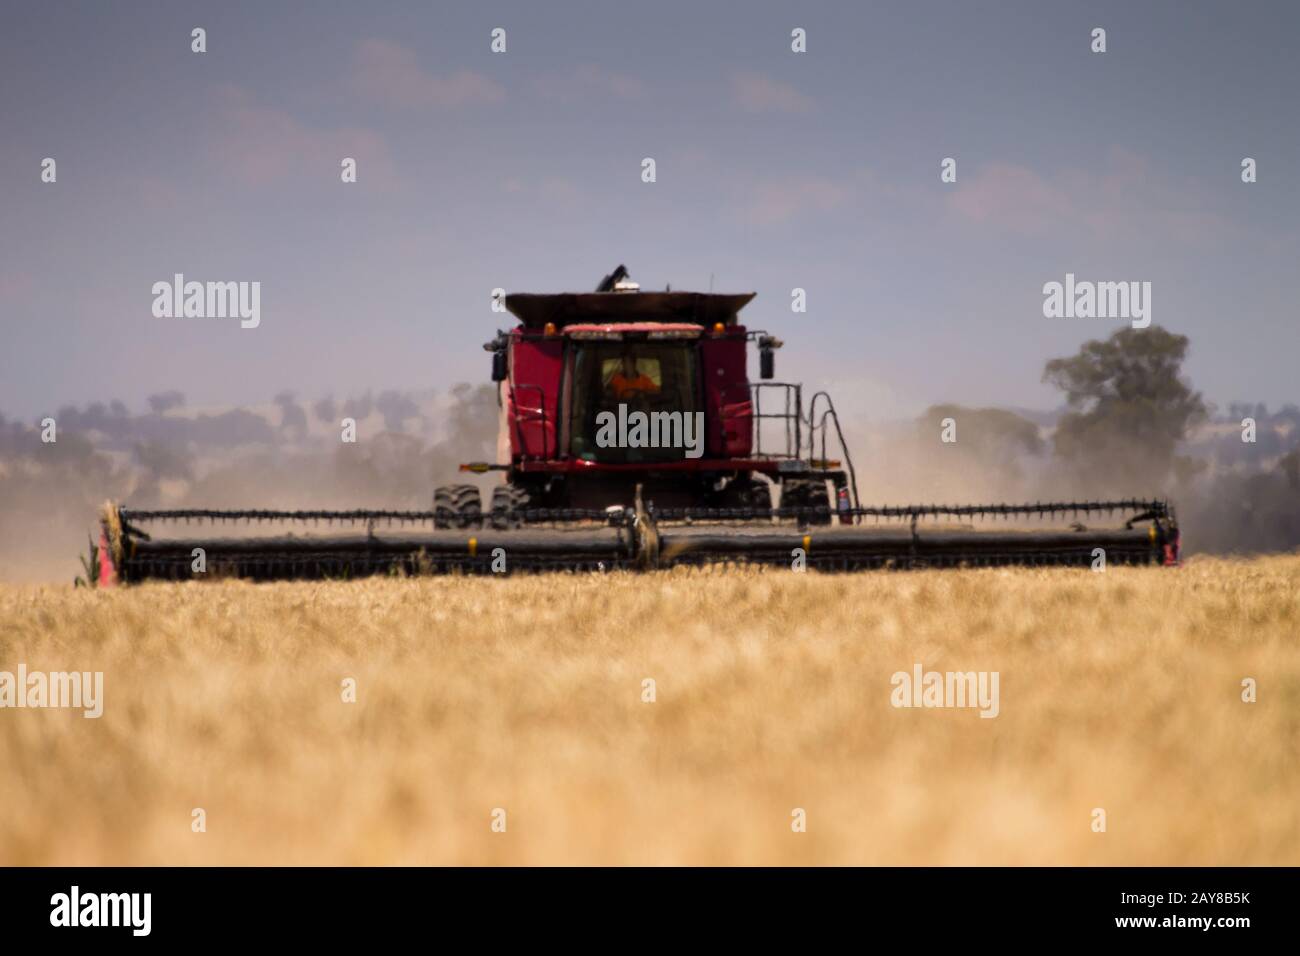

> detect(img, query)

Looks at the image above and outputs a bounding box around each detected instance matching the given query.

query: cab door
[700,336,753,458]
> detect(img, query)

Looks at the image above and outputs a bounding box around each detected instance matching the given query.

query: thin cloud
[208,86,393,187]
[740,175,850,226]
[496,176,582,205]
[351,38,504,109]
[945,148,1235,242]
[0,270,34,302]
[533,64,645,101]
[945,162,1075,235]
[730,71,814,114]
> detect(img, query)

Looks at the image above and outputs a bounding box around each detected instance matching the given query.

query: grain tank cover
[505,290,756,330]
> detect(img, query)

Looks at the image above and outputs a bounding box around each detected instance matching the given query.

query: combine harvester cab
[97,266,1180,582]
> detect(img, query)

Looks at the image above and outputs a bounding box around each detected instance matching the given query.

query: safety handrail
[804,391,861,512]
[510,382,551,460]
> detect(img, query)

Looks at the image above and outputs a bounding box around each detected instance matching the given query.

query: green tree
[1043,326,1208,491]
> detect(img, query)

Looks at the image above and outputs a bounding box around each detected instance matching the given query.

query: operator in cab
[608,353,659,400]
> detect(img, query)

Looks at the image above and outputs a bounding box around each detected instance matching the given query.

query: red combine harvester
[442,264,851,526]
[96,266,1179,582]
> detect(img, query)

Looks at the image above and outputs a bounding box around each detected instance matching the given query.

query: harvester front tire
[490,484,537,530]
[781,478,832,526]
[434,484,483,530]
[717,477,773,514]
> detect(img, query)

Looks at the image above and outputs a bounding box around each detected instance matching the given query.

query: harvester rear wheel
[781,477,832,526]
[490,484,537,530]
[433,483,483,529]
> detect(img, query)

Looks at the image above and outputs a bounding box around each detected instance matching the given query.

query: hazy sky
[1,1,1296,422]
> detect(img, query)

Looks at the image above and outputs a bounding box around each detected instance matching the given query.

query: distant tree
[313,396,337,424]
[147,391,185,415]
[1189,450,1300,553]
[1043,326,1208,490]
[432,383,498,465]
[1283,450,1300,490]
[189,409,276,447]
[917,404,1044,483]
[375,390,420,432]
[274,392,308,441]
[133,440,193,480]
[342,391,374,422]
[1274,404,1300,430]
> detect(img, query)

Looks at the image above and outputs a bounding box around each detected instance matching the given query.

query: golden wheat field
[1,555,1297,866]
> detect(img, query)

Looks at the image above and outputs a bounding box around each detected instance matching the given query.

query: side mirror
[760,347,775,380]
[491,350,508,382]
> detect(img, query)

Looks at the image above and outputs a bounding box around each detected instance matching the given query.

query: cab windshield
[567,341,699,462]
